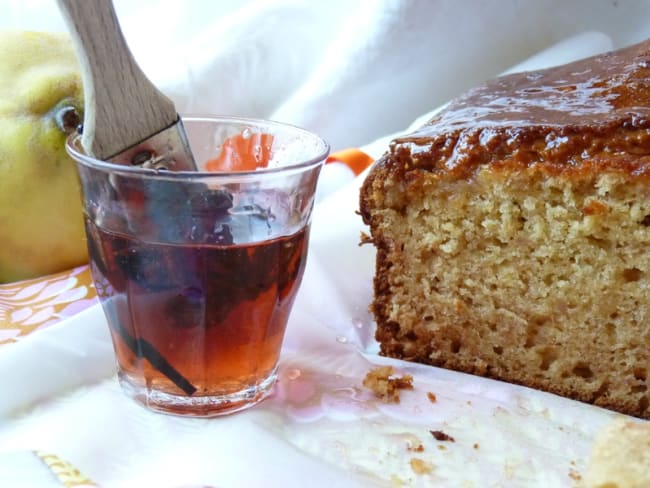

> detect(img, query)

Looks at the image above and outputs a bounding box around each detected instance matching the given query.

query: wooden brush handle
[57,0,177,159]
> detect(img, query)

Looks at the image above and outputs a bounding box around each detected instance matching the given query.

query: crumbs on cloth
[430,430,455,442]
[362,365,413,403]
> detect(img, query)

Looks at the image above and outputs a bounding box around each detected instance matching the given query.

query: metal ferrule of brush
[108,116,197,172]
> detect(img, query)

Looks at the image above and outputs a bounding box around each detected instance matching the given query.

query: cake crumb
[430,430,455,442]
[410,458,434,474]
[437,445,446,451]
[473,443,480,450]
[404,434,424,452]
[582,199,609,216]
[363,366,413,403]
[568,469,582,482]
[359,231,374,246]
[427,392,437,403]
[407,442,424,452]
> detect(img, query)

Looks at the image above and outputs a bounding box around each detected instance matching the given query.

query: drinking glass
[67,116,329,417]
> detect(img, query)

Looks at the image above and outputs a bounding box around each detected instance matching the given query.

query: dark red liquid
[85,218,309,401]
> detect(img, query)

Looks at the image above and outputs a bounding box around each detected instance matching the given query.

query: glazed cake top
[389,39,650,177]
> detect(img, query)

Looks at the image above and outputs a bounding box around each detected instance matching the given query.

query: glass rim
[66,115,330,179]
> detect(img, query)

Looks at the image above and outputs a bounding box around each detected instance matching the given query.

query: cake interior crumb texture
[369,168,648,418]
[360,39,650,419]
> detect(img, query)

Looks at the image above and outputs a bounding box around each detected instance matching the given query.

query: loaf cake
[360,39,650,419]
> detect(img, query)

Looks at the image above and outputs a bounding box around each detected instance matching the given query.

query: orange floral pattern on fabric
[0,265,97,346]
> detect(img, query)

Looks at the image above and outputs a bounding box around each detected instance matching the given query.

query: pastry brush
[56,0,196,171]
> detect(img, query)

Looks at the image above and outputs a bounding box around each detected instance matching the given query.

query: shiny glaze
[388,39,650,178]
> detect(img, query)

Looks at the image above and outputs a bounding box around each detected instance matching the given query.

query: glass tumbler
[67,116,329,417]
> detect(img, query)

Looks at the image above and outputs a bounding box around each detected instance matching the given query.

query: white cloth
[1,2,649,486]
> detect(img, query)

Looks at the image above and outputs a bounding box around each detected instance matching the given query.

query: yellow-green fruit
[0,31,86,283]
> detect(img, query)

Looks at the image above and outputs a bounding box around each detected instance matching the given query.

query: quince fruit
[0,31,86,283]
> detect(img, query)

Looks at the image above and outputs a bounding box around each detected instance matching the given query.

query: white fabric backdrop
[2,0,650,150]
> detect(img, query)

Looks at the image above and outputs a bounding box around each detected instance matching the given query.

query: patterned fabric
[0,265,97,346]
[36,451,97,487]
